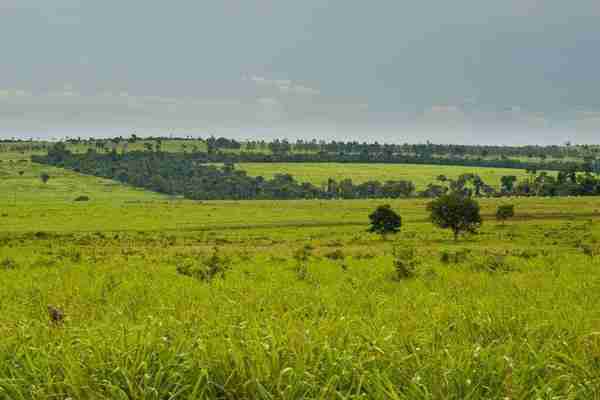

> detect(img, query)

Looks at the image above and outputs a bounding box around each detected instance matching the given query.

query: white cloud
[249,76,320,96]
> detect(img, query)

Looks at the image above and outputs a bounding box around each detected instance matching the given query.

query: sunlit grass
[1,153,600,398]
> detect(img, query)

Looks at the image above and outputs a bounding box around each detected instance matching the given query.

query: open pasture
[1,158,600,398]
[237,162,541,190]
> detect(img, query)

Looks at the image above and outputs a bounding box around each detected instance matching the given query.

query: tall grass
[1,154,600,398]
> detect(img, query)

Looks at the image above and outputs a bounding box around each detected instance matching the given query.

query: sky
[1,0,599,145]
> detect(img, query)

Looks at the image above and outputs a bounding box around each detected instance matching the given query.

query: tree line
[6,135,600,172]
[32,143,600,200]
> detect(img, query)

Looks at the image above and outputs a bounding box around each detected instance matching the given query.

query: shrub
[496,204,515,225]
[40,172,50,184]
[293,245,313,280]
[74,195,90,202]
[368,205,402,236]
[392,246,418,280]
[440,249,470,264]
[0,258,17,270]
[580,243,599,257]
[176,247,231,282]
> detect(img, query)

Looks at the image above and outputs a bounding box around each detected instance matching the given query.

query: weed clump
[47,305,65,326]
[440,249,471,264]
[293,244,313,280]
[472,255,514,273]
[324,249,345,261]
[392,246,419,280]
[0,258,17,270]
[176,247,231,282]
[579,243,599,257]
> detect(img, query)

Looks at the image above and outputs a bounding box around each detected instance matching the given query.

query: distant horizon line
[0,133,597,148]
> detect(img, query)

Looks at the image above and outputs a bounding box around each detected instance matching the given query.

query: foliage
[32,142,600,200]
[0,156,600,400]
[496,204,515,224]
[176,248,230,282]
[293,244,313,280]
[3,140,600,397]
[368,204,402,235]
[392,246,419,279]
[40,171,50,184]
[440,248,471,264]
[74,195,90,202]
[427,193,483,240]
[472,254,514,273]
[0,257,17,270]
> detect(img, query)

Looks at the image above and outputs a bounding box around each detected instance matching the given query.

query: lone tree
[368,204,402,236]
[40,172,50,184]
[427,193,482,241]
[496,204,515,225]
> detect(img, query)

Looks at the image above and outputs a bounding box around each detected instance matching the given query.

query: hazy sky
[1,1,599,144]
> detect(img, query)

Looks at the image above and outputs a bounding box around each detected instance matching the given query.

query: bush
[176,247,231,282]
[580,243,599,257]
[496,204,515,224]
[74,195,90,202]
[40,172,50,184]
[440,249,471,264]
[392,246,418,280]
[368,205,402,236]
[0,258,17,270]
[293,245,313,280]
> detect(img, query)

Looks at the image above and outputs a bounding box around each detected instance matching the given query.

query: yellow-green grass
[2,158,600,398]
[237,162,544,190]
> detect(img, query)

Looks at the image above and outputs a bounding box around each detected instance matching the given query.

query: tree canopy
[427,193,482,240]
[368,205,402,235]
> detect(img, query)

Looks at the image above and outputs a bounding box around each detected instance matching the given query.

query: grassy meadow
[236,162,540,190]
[1,153,600,398]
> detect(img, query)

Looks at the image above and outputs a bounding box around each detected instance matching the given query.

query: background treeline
[32,143,600,200]
[6,135,600,172]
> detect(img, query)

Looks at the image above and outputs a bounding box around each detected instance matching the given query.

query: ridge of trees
[31,143,600,200]
[6,135,600,173]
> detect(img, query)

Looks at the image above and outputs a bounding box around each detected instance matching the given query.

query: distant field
[237,162,541,189]
[0,158,163,206]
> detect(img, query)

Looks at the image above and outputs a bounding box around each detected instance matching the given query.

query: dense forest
[5,135,600,173]
[32,143,600,200]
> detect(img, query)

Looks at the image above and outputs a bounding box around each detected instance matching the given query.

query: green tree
[496,204,515,225]
[500,175,517,193]
[368,205,402,236]
[427,193,482,241]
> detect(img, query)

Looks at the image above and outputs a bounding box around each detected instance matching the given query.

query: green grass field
[1,153,600,398]
[237,162,541,190]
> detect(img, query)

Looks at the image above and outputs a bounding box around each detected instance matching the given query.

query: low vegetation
[1,143,600,398]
